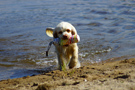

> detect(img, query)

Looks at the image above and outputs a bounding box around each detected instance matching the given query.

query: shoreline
[0,58,135,90]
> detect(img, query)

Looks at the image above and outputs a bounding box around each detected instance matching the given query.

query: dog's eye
[59,31,62,34]
[66,29,70,33]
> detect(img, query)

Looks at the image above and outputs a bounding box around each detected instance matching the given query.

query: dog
[46,22,80,70]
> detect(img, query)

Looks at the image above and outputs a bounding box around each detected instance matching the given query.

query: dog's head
[46,22,77,40]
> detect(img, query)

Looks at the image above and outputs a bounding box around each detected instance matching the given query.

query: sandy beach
[0,58,135,90]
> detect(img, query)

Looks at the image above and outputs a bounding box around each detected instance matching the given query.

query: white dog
[46,22,80,70]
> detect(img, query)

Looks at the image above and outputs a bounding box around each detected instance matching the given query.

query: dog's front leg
[69,47,80,69]
[57,53,66,71]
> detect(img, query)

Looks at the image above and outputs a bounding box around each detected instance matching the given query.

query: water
[0,0,135,80]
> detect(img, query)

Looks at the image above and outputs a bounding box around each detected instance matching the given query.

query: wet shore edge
[0,58,135,90]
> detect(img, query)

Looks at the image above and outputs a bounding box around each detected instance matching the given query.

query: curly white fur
[46,22,80,70]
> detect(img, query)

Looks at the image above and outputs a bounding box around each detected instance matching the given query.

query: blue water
[0,0,135,80]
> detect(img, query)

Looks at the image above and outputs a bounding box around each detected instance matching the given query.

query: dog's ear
[71,24,77,35]
[72,29,77,35]
[53,30,58,38]
[46,27,54,37]
[72,30,75,35]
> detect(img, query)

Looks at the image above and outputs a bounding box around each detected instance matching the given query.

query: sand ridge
[0,58,135,90]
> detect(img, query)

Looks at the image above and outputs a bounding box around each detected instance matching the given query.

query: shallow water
[0,0,135,80]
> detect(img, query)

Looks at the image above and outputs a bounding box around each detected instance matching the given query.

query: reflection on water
[0,0,135,80]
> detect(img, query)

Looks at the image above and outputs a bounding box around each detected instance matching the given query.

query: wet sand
[0,58,135,90]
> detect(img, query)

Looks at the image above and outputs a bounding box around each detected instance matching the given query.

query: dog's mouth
[64,44,69,47]
[62,35,69,40]
[62,38,68,40]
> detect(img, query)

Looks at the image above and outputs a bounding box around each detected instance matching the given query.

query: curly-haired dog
[46,22,80,70]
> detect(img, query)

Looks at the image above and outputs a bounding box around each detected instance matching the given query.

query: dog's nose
[63,35,68,39]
